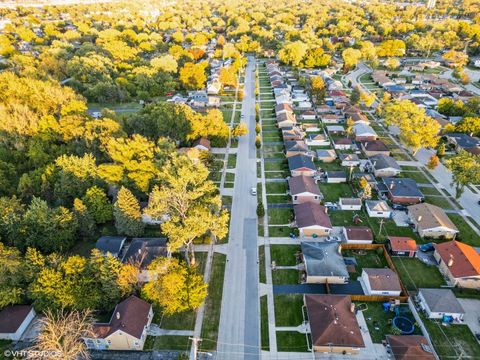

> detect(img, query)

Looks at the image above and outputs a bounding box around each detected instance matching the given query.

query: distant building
[386,335,435,360]
[95,236,127,258]
[0,305,36,341]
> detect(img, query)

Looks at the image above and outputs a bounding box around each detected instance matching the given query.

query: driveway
[458,298,480,337]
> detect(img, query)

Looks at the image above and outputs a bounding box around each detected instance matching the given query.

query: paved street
[217,56,260,360]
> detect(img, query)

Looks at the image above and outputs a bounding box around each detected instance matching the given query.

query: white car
[250,187,257,196]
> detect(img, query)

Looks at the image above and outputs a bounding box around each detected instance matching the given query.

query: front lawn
[268,208,293,225]
[270,245,300,266]
[272,269,299,285]
[274,294,304,327]
[144,335,190,351]
[448,214,480,247]
[276,332,310,352]
[259,245,266,283]
[424,196,453,209]
[268,226,292,237]
[329,210,365,226]
[261,296,270,350]
[392,257,446,291]
[267,195,290,204]
[264,160,287,171]
[266,181,288,194]
[400,170,432,185]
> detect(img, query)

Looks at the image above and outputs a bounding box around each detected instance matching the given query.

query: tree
[360,91,376,107]
[437,143,446,158]
[82,186,113,224]
[150,54,178,73]
[141,257,207,315]
[350,86,361,105]
[302,47,330,68]
[346,118,355,135]
[0,196,25,247]
[29,309,94,360]
[219,66,237,87]
[309,76,326,104]
[383,100,440,155]
[114,186,144,237]
[455,117,480,136]
[145,156,228,265]
[342,48,362,71]
[231,122,248,138]
[358,177,372,200]
[0,243,26,307]
[257,202,265,217]
[21,197,78,253]
[278,41,308,66]
[179,62,208,89]
[376,39,406,57]
[384,57,400,70]
[442,50,468,68]
[445,150,480,198]
[427,155,440,170]
[73,198,96,240]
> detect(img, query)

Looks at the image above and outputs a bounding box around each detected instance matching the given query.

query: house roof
[340,153,360,162]
[363,268,402,292]
[316,149,337,158]
[384,178,423,198]
[362,140,389,152]
[418,288,464,314]
[386,335,435,360]
[277,112,296,123]
[275,103,293,113]
[94,296,151,340]
[294,202,332,229]
[288,154,316,171]
[288,175,321,196]
[95,236,127,255]
[434,241,480,278]
[122,238,168,269]
[344,227,373,241]
[305,295,364,348]
[353,123,377,137]
[408,203,458,232]
[339,198,362,206]
[0,305,33,334]
[365,200,391,212]
[334,137,353,145]
[284,140,308,152]
[446,133,480,149]
[370,154,400,171]
[193,137,211,150]
[388,236,417,252]
[307,133,327,141]
[326,170,347,179]
[301,242,348,277]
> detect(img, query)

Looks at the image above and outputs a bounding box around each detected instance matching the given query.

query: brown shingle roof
[288,176,321,196]
[305,295,365,349]
[363,140,389,152]
[294,202,332,229]
[0,305,33,333]
[344,227,373,241]
[389,236,417,252]
[94,296,151,340]
[363,268,402,291]
[434,241,480,278]
[386,335,435,360]
[408,203,458,232]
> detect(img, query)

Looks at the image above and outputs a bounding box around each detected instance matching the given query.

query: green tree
[445,150,480,198]
[350,86,361,104]
[0,243,26,307]
[73,198,96,240]
[82,186,113,224]
[114,186,144,237]
[0,196,25,247]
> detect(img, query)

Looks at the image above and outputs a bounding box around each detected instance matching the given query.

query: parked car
[392,204,407,211]
[420,243,435,252]
[250,187,257,196]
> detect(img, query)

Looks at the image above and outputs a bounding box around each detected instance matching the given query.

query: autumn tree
[219,66,237,87]
[455,117,480,136]
[443,50,468,68]
[114,186,144,237]
[383,100,440,155]
[278,41,308,67]
[309,76,326,104]
[384,57,400,70]
[0,244,26,307]
[179,62,208,89]
[82,186,113,224]
[427,155,440,170]
[231,122,249,139]
[376,39,406,57]
[73,198,96,240]
[342,48,362,71]
[445,150,480,198]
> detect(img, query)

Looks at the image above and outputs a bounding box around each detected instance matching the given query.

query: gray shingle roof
[370,154,400,170]
[419,288,465,314]
[288,154,315,171]
[384,178,424,198]
[301,242,349,277]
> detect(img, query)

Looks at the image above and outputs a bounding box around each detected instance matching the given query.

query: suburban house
[445,133,480,152]
[338,198,362,210]
[95,236,127,258]
[305,133,330,146]
[325,171,347,183]
[408,203,458,240]
[417,288,465,321]
[433,241,480,289]
[301,110,317,120]
[362,140,390,157]
[333,137,356,150]
[316,149,337,163]
[365,200,392,218]
[288,175,323,204]
[340,153,360,167]
[277,112,297,129]
[193,137,211,152]
[321,113,342,124]
[361,268,402,296]
[294,202,332,237]
[386,335,435,360]
[284,140,310,157]
[326,125,345,135]
[288,154,316,177]
[122,238,168,282]
[206,79,221,94]
[387,237,417,258]
[275,103,294,116]
[301,242,349,284]
[383,178,424,204]
[84,296,153,351]
[369,154,401,178]
[352,123,377,141]
[282,127,305,141]
[0,305,36,341]
[304,294,364,354]
[343,226,374,244]
[302,123,320,132]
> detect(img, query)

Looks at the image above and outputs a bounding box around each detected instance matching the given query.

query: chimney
[389,182,394,190]
[350,303,355,313]
[324,207,328,214]
[116,312,121,320]
[417,216,422,222]
[448,255,454,267]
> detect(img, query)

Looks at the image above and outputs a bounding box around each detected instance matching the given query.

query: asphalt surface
[216,56,260,360]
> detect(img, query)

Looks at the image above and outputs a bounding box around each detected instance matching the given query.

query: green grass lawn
[144,335,191,351]
[267,195,290,204]
[417,186,442,196]
[200,253,226,351]
[392,257,446,291]
[263,145,284,153]
[272,269,299,285]
[448,214,480,247]
[268,208,293,225]
[274,294,304,326]
[225,172,235,182]
[276,332,310,352]
[342,249,388,280]
[422,316,480,359]
[262,133,282,142]
[227,154,237,168]
[266,181,288,194]
[329,210,364,227]
[319,183,354,202]
[264,171,288,179]
[264,160,287,171]
[268,226,292,237]
[261,296,270,351]
[424,196,453,209]
[400,170,432,185]
[271,245,300,266]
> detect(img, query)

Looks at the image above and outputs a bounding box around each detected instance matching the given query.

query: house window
[134,341,139,347]
[294,196,298,200]
[107,340,111,344]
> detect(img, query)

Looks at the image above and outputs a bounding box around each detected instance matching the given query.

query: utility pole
[189,337,201,360]
[378,218,384,236]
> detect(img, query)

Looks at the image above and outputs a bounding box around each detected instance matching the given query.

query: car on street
[420,243,435,252]
[250,187,257,196]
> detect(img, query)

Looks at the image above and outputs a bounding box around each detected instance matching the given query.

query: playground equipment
[392,316,415,335]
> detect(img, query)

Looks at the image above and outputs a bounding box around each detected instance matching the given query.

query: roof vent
[116,312,120,320]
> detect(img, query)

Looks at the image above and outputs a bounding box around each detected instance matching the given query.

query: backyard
[392,257,446,291]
